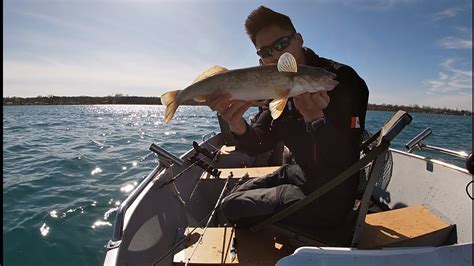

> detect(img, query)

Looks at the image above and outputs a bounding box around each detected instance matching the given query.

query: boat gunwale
[389,148,470,175]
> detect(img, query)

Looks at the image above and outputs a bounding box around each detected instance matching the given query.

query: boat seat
[213,145,283,168]
[358,204,456,249]
[269,204,456,249]
[173,226,293,265]
[250,110,414,248]
[200,166,282,179]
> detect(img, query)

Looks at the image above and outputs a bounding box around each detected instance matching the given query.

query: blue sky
[3,0,472,110]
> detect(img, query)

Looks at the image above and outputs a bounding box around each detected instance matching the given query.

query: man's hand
[293,91,330,122]
[207,92,252,135]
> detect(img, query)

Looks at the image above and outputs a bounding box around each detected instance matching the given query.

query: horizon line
[3,95,472,112]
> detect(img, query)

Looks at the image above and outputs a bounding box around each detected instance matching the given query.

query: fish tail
[160,90,181,123]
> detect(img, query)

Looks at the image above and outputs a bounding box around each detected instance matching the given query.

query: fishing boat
[104,110,473,266]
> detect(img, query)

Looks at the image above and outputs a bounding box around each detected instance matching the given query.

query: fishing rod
[184,171,233,265]
[189,145,222,200]
[151,141,223,208]
[152,171,233,266]
[154,141,222,189]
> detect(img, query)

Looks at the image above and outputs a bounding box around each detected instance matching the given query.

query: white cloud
[425,58,472,97]
[307,0,416,10]
[341,0,417,10]
[432,7,463,21]
[436,25,472,50]
[437,36,472,49]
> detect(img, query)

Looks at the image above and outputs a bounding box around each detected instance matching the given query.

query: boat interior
[104,110,473,265]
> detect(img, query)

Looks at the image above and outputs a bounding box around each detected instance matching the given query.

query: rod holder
[149,143,184,167]
[405,128,432,152]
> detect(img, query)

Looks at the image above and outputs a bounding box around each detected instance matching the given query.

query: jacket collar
[302,47,321,67]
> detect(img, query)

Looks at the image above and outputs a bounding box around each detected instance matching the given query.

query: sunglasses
[256,33,295,59]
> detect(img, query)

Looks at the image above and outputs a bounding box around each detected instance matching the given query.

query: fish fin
[193,95,207,103]
[274,87,290,99]
[192,65,228,84]
[269,98,288,119]
[277,52,297,73]
[161,90,181,123]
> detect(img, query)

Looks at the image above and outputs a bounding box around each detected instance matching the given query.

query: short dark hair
[245,6,296,45]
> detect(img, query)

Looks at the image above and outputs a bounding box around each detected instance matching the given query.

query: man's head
[245,6,305,65]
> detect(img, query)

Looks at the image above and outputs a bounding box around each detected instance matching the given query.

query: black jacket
[232,47,369,217]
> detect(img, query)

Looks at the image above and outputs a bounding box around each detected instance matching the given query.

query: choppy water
[3,105,472,265]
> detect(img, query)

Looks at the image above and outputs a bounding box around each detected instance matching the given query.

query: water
[3,105,472,266]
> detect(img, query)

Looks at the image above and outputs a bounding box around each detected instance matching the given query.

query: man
[209,6,369,229]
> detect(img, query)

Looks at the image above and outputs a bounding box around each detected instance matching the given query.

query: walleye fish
[161,53,338,123]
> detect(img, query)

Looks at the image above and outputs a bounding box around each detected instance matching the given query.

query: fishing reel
[189,141,221,178]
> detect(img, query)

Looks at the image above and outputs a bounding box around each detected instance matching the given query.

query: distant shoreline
[3,95,472,116]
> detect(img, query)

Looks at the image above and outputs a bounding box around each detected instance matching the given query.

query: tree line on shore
[3,95,472,116]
